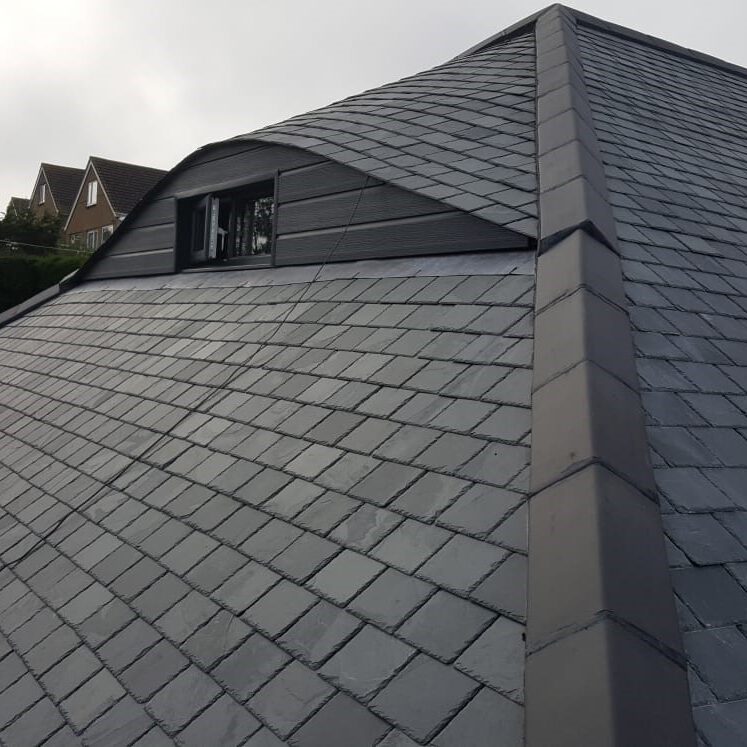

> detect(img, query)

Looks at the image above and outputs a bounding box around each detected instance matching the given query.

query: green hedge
[0,254,86,313]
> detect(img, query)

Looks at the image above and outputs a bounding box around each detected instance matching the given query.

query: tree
[0,207,65,254]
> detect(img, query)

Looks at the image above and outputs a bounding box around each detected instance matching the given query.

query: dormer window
[86,181,98,207]
[179,180,275,268]
[38,184,46,205]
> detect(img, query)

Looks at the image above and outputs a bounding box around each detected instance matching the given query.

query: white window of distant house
[86,229,98,250]
[101,225,113,242]
[86,181,98,207]
[38,184,46,204]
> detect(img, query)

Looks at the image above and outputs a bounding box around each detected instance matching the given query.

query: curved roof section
[238,30,537,237]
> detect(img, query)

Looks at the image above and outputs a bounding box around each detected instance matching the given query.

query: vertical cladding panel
[578,22,747,743]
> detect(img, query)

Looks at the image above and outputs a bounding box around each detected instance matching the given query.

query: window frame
[101,225,114,242]
[86,229,98,250]
[38,184,46,205]
[177,174,278,272]
[86,181,98,207]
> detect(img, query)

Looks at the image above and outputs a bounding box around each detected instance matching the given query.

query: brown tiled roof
[90,157,167,216]
[41,164,85,214]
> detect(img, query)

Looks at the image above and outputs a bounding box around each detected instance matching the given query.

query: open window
[180,180,275,268]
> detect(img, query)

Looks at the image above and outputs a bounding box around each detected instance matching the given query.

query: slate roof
[577,24,747,744]
[0,253,532,745]
[41,165,85,215]
[4,5,747,745]
[242,30,537,237]
[90,158,168,217]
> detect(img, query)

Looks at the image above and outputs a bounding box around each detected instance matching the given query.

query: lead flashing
[527,5,696,746]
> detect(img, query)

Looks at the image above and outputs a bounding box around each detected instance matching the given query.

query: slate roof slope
[42,165,85,215]
[0,252,532,746]
[90,157,168,217]
[577,20,747,746]
[239,30,537,237]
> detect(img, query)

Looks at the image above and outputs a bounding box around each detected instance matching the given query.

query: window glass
[183,181,274,267]
[87,181,98,206]
[101,225,113,242]
[86,229,98,250]
[38,184,46,204]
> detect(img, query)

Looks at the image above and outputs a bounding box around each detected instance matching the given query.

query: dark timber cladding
[84,143,530,280]
[526,7,695,747]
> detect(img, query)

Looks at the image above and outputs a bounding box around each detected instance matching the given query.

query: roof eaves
[526,7,696,746]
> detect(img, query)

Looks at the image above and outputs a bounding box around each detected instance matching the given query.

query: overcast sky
[1,0,745,211]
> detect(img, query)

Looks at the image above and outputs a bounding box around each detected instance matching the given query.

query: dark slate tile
[249,661,334,738]
[471,553,527,619]
[350,568,433,629]
[82,695,153,747]
[0,697,65,747]
[24,625,80,678]
[398,590,494,662]
[244,580,317,636]
[60,668,125,731]
[213,561,279,615]
[147,664,221,734]
[456,617,524,700]
[695,700,747,747]
[182,609,252,669]
[98,618,160,673]
[279,601,362,666]
[0,673,44,729]
[673,566,747,627]
[390,472,468,520]
[131,573,190,622]
[664,514,747,565]
[419,534,506,592]
[309,550,383,604]
[431,686,523,746]
[120,639,188,700]
[321,625,414,699]
[370,519,451,572]
[370,654,479,742]
[685,626,747,702]
[41,646,101,702]
[186,545,247,593]
[291,691,388,747]
[77,597,135,649]
[655,468,735,512]
[156,589,220,644]
[179,694,260,747]
[212,634,290,701]
[330,505,403,551]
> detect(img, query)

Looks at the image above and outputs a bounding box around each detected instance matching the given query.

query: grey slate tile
[291,692,388,747]
[147,664,221,734]
[120,639,188,700]
[310,550,383,604]
[82,695,153,747]
[279,601,362,666]
[456,616,524,700]
[685,627,747,702]
[249,662,334,738]
[61,668,124,730]
[370,654,479,741]
[322,625,414,699]
[213,634,290,701]
[398,591,495,661]
[370,519,451,572]
[0,697,65,747]
[178,694,260,747]
[350,568,433,628]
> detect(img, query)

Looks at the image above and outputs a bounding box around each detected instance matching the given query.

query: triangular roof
[35,164,85,215]
[1,6,747,745]
[88,157,167,217]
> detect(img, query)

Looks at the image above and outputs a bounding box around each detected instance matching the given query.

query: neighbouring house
[64,157,167,251]
[4,197,29,217]
[27,163,85,222]
[0,6,746,746]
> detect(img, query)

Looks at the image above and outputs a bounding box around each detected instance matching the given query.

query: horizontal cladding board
[278,160,383,203]
[106,224,174,256]
[84,248,174,280]
[123,198,175,230]
[275,211,528,265]
[276,183,451,234]
[163,145,325,198]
